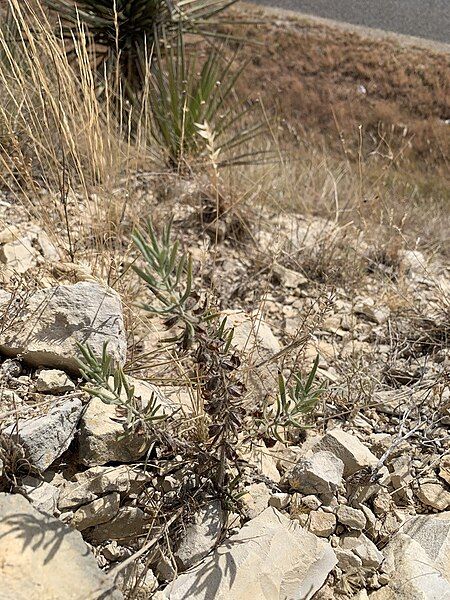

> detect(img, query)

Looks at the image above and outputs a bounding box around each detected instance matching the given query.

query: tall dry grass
[0,0,158,274]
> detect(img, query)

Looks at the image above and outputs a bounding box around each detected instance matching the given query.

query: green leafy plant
[262,354,324,442]
[77,342,166,437]
[132,219,246,492]
[132,217,199,347]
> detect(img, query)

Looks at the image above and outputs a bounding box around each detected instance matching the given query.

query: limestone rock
[314,428,379,476]
[0,225,21,244]
[283,451,344,495]
[239,440,280,482]
[116,563,158,597]
[370,512,450,599]
[21,476,60,515]
[390,455,414,502]
[241,482,271,519]
[160,507,337,600]
[271,263,308,289]
[440,456,450,486]
[309,510,336,537]
[335,547,363,571]
[337,505,367,530]
[223,310,281,403]
[268,492,290,510]
[71,492,120,531]
[224,310,280,360]
[88,506,148,543]
[78,380,173,466]
[416,481,450,510]
[35,369,75,394]
[0,237,38,275]
[0,358,22,377]
[341,533,384,568]
[354,297,390,325]
[0,281,126,373]
[398,249,428,277]
[175,501,223,570]
[3,398,83,471]
[58,465,149,510]
[271,443,304,474]
[0,492,122,599]
[301,495,322,511]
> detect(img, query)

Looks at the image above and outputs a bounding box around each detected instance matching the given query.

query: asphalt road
[250,0,450,44]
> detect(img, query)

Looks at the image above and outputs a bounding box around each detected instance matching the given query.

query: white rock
[58,465,149,510]
[271,263,308,289]
[299,495,321,511]
[390,455,414,502]
[335,547,363,571]
[337,505,367,530]
[35,369,75,394]
[0,225,21,244]
[0,282,126,373]
[269,492,291,510]
[241,482,271,519]
[79,379,174,466]
[223,310,281,402]
[239,440,281,482]
[370,512,450,599]
[0,359,22,377]
[314,428,379,476]
[224,310,281,360]
[89,506,148,543]
[3,398,83,471]
[309,510,336,537]
[71,492,120,531]
[21,476,60,515]
[341,533,384,568]
[176,501,223,569]
[116,563,158,597]
[271,443,304,474]
[283,451,344,495]
[160,507,337,600]
[440,456,450,486]
[0,493,122,599]
[416,481,450,510]
[354,297,390,325]
[0,237,38,275]
[398,250,428,277]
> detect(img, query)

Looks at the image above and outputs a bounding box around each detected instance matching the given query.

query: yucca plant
[141,31,267,168]
[43,0,237,97]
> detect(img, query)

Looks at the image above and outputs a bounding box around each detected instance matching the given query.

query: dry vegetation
[0,1,449,598]
[225,4,450,255]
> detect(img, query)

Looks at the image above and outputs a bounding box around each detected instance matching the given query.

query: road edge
[241,1,450,54]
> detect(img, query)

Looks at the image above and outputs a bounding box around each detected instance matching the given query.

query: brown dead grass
[225,4,449,171]
[214,4,450,257]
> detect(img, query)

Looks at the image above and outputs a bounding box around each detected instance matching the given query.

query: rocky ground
[0,176,449,600]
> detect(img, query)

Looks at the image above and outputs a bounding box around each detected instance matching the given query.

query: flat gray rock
[0,281,126,373]
[3,398,83,471]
